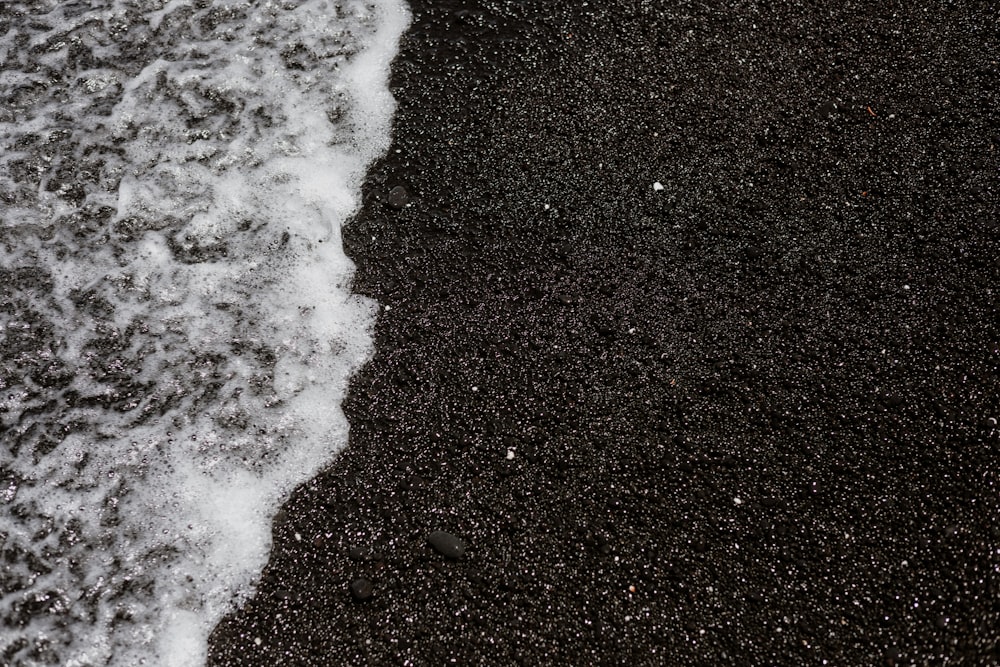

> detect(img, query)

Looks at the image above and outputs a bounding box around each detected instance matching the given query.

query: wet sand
[209,1,1000,664]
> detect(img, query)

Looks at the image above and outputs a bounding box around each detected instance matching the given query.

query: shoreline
[209,2,1000,664]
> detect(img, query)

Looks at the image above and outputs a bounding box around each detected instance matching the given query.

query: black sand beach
[209,1,999,664]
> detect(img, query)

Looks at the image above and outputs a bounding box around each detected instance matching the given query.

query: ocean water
[0,1,407,664]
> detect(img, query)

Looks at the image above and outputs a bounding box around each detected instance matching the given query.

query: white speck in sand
[652,182,664,191]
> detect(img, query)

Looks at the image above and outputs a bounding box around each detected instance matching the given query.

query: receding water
[0,1,407,664]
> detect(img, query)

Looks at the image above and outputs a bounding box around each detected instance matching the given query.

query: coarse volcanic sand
[209,1,1000,665]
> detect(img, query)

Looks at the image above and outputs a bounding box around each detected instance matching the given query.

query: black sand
[209,1,1000,664]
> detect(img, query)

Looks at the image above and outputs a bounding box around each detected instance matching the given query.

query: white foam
[0,0,409,664]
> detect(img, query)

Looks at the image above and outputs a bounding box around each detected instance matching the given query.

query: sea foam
[0,1,407,664]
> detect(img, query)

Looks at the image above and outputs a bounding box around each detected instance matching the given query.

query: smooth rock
[427,530,466,559]
[387,185,410,209]
[349,578,374,601]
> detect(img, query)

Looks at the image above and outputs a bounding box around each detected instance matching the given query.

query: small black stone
[427,530,466,558]
[884,393,904,408]
[349,578,374,601]
[817,100,839,117]
[387,185,410,209]
[274,588,295,602]
[348,546,372,561]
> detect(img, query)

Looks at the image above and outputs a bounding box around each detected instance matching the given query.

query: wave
[0,1,408,664]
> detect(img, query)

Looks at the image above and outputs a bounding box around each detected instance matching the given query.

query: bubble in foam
[0,0,408,665]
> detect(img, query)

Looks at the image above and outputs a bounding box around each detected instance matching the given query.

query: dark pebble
[427,530,466,559]
[386,185,410,209]
[349,578,374,601]
[883,393,904,408]
[274,588,296,602]
[595,322,614,337]
[818,100,839,117]
[348,546,372,561]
